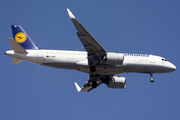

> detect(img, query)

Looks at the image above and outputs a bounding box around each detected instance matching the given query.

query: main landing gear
[150,72,154,83]
[90,65,96,73]
[92,81,97,88]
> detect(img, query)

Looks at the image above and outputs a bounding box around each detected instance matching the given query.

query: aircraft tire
[150,78,154,83]
[92,81,97,88]
[90,65,96,73]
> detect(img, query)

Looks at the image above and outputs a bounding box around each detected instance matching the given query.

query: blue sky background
[1,0,180,120]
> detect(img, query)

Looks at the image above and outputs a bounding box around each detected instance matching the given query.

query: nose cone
[170,64,176,72]
[167,62,176,73]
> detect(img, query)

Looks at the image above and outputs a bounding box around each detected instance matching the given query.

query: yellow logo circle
[15,32,27,43]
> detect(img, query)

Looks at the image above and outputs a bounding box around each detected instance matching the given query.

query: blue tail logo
[11,25,39,50]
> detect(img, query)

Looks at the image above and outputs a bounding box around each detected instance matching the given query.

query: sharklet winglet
[67,8,76,19]
[74,82,81,92]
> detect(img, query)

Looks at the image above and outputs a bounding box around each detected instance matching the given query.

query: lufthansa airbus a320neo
[5,9,176,92]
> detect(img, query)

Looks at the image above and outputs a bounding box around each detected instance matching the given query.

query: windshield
[162,58,168,61]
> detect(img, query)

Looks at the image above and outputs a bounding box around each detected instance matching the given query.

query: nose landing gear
[150,72,154,83]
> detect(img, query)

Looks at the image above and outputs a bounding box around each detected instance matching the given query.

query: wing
[74,74,111,92]
[67,9,107,65]
[74,80,103,92]
[67,9,110,92]
[74,74,112,92]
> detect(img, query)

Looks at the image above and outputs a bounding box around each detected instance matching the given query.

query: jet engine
[107,76,126,89]
[103,53,124,65]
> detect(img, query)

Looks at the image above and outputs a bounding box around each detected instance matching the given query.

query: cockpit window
[162,59,168,61]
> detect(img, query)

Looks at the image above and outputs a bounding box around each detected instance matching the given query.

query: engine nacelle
[107,76,126,89]
[104,53,124,65]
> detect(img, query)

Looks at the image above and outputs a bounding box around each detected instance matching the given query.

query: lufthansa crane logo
[15,32,27,43]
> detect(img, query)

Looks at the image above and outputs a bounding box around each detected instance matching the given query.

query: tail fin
[11,25,39,50]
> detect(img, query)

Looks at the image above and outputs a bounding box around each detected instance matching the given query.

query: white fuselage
[5,49,176,75]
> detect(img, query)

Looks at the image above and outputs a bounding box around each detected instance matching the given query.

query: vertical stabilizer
[11,25,39,50]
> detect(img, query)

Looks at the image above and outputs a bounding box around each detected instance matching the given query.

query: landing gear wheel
[90,65,96,73]
[92,81,97,88]
[150,72,154,83]
[150,78,154,83]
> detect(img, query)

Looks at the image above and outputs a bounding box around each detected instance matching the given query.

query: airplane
[5,9,176,92]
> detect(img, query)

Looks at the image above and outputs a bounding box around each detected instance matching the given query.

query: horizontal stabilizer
[12,57,23,65]
[8,38,27,53]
